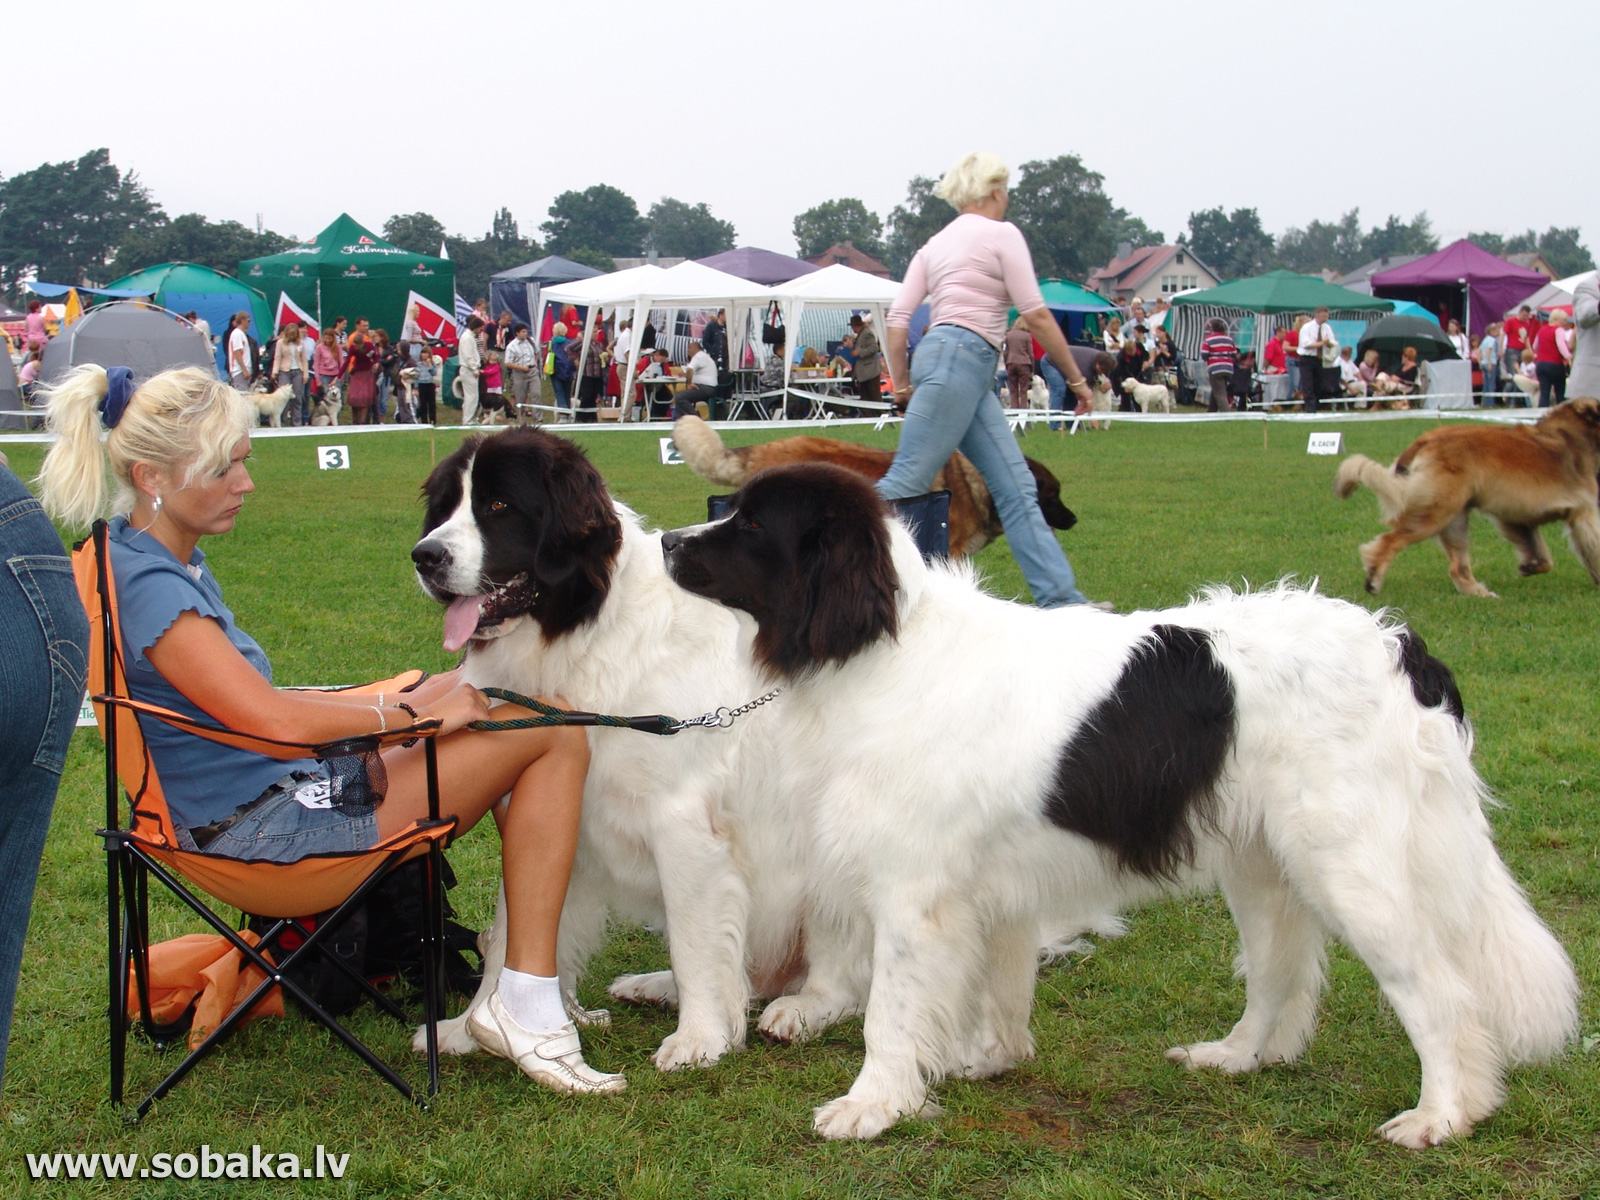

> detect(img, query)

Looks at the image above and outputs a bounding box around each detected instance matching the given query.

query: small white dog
[1026,374,1050,411]
[1082,373,1115,430]
[1121,377,1174,413]
[249,384,296,427]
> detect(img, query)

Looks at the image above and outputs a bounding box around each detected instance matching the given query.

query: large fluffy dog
[670,415,1076,557]
[661,463,1577,1147]
[411,429,806,1070]
[1334,397,1600,596]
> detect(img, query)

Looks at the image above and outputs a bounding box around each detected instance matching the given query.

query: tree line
[1,149,1592,306]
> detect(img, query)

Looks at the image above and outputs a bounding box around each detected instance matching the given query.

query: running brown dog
[671,415,1075,557]
[1333,396,1600,596]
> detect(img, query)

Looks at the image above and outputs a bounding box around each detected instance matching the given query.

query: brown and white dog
[670,415,1076,557]
[1334,397,1600,596]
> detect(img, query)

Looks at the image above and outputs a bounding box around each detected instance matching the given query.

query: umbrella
[1356,314,1459,362]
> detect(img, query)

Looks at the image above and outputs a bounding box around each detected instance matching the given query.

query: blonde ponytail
[36,366,255,530]
[37,365,113,529]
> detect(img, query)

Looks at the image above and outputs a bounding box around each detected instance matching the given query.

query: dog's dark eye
[489,500,507,513]
[741,516,761,531]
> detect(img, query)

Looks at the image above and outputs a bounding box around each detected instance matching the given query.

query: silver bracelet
[376,692,386,708]
[372,705,388,733]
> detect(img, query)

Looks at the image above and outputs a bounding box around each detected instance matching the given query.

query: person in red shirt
[1261,325,1289,374]
[1502,305,1533,380]
[1532,311,1570,407]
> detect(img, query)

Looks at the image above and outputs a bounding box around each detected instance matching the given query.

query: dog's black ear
[529,439,622,625]
[419,434,485,533]
[762,471,898,676]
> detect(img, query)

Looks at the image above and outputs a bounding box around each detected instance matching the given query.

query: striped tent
[1168,271,1392,362]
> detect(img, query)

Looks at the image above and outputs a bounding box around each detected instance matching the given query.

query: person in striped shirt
[1201,318,1238,412]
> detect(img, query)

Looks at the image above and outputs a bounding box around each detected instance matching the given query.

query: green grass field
[1,418,1596,1198]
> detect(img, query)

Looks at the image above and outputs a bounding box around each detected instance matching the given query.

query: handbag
[543,349,555,375]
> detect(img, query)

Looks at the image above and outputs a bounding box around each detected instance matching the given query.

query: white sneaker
[466,993,627,1094]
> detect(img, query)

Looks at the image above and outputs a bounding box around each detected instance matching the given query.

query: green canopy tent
[98,262,271,376]
[238,214,454,344]
[1168,270,1394,360]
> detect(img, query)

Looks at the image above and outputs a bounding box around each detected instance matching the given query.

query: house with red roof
[1087,243,1219,304]
[804,241,893,279]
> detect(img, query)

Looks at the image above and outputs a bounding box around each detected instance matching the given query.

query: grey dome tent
[487,255,605,333]
[39,301,215,388]
[0,350,28,430]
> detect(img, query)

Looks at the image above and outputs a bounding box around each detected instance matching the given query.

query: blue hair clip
[98,366,134,429]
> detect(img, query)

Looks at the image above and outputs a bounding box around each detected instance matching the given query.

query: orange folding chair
[73,520,458,1120]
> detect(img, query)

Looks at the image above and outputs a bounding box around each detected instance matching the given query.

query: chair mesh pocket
[319,741,388,813]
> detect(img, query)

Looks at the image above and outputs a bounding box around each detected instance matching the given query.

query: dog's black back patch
[1395,628,1464,722]
[1044,624,1235,880]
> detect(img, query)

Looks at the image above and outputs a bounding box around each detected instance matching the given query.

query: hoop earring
[137,493,163,534]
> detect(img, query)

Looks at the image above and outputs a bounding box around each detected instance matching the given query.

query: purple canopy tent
[695,247,820,285]
[1370,239,1545,337]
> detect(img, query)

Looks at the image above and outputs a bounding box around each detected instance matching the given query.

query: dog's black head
[413,429,622,650]
[662,463,900,679]
[1025,458,1078,531]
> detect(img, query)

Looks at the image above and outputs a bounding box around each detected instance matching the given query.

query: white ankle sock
[498,968,567,1032]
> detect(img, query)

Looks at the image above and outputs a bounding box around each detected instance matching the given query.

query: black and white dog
[661,462,1578,1147]
[411,429,807,1070]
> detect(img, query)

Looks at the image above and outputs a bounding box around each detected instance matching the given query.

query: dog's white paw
[812,1094,912,1141]
[608,970,679,1009]
[1165,1040,1263,1074]
[757,993,852,1044]
[414,1013,481,1056]
[1378,1106,1471,1149]
[954,1031,1032,1080]
[650,1027,733,1072]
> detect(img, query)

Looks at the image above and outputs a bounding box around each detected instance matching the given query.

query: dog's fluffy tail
[1333,453,1408,523]
[1470,854,1580,1065]
[672,415,750,487]
[1408,713,1581,1068]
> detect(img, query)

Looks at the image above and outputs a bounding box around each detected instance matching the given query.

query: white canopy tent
[543,260,775,420]
[768,264,902,411]
[537,265,673,418]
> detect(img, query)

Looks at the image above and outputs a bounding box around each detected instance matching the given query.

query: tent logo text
[342,267,367,278]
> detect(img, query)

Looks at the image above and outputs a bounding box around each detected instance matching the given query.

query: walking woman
[343,332,377,424]
[37,365,624,1094]
[882,151,1106,609]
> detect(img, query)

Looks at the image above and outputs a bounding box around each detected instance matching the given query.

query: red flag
[275,292,319,338]
[406,291,459,345]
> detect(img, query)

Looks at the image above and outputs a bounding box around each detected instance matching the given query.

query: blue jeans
[0,466,89,1094]
[552,374,572,414]
[1037,356,1066,430]
[876,325,1090,607]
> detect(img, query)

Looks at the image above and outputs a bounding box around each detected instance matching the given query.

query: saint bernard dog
[660,462,1578,1147]
[410,429,807,1071]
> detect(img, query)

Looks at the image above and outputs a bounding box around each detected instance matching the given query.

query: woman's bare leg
[376,712,590,975]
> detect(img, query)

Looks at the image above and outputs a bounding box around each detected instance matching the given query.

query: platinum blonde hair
[935,151,1011,210]
[37,366,255,529]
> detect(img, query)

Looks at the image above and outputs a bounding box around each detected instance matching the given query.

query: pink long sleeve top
[311,342,342,376]
[887,213,1046,349]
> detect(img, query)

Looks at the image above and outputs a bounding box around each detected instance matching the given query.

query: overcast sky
[10,0,1596,264]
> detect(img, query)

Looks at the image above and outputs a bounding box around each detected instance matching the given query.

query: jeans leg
[0,475,89,1094]
[957,391,1089,607]
[876,329,987,501]
[1037,357,1065,429]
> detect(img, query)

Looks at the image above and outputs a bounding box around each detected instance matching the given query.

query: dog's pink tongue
[442,594,485,653]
